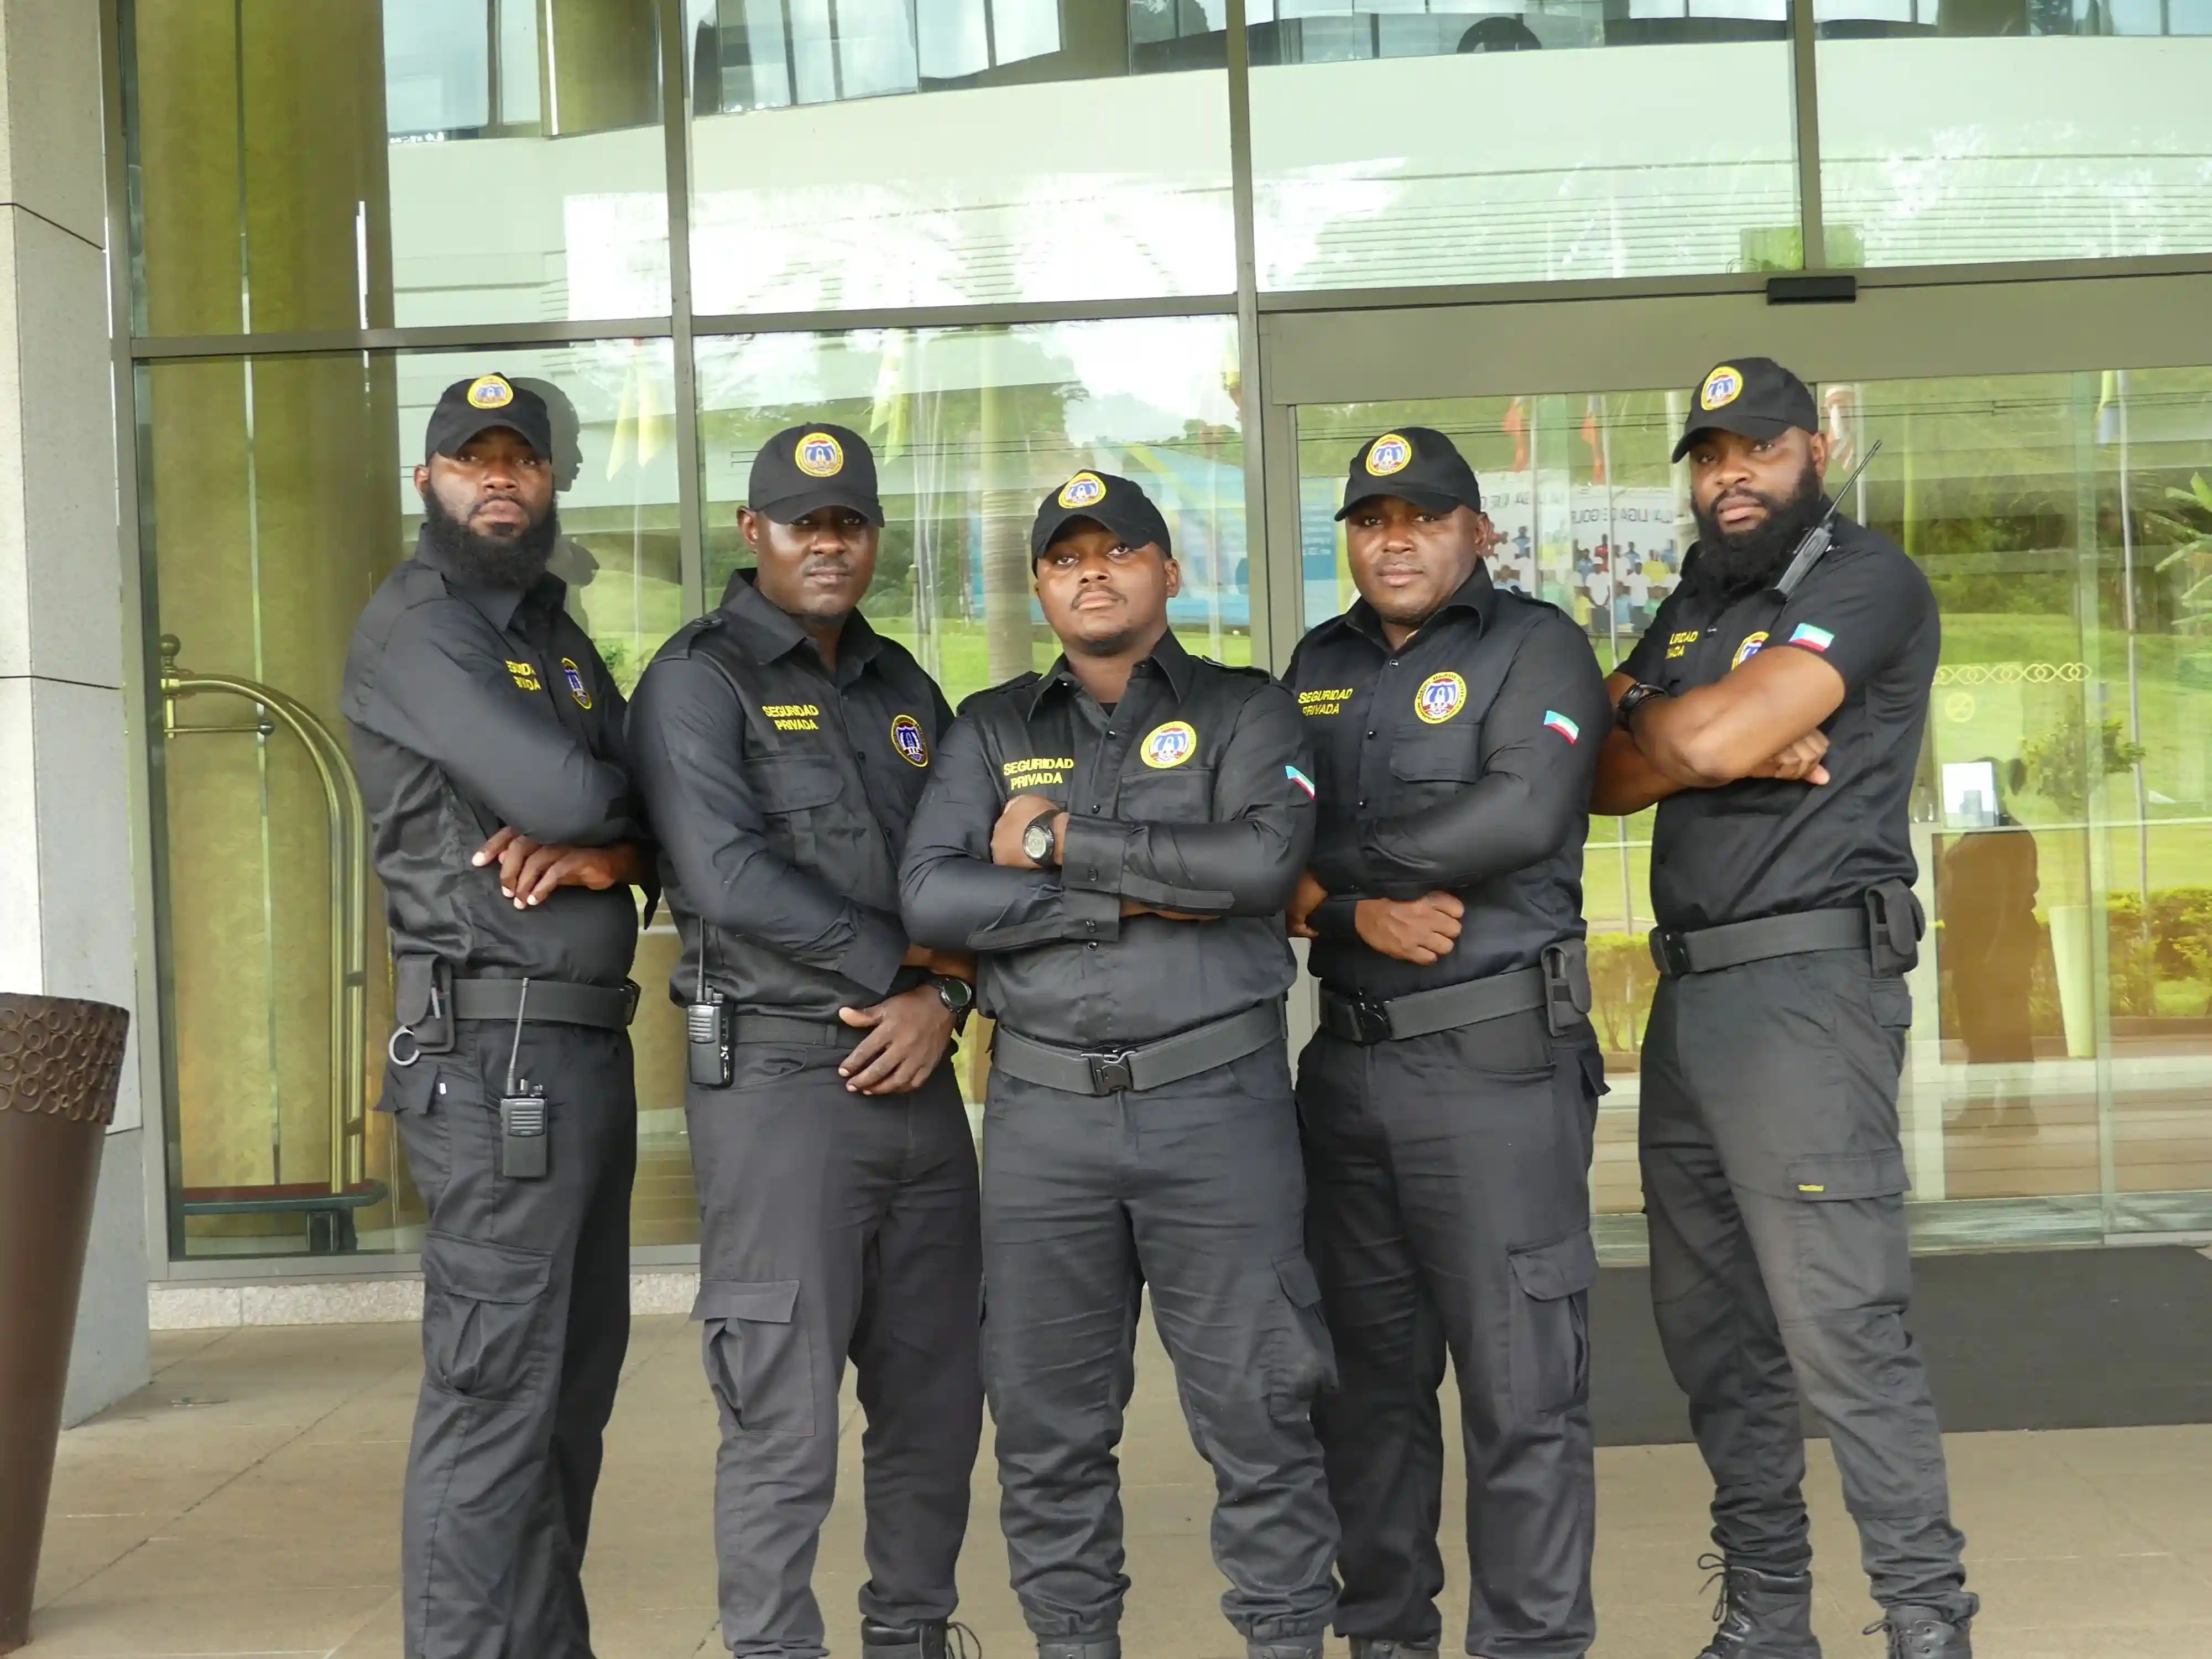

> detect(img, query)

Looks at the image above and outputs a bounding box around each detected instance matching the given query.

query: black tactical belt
[1320,963,1547,1045]
[1650,907,1867,976]
[451,977,640,1030]
[992,1001,1284,1097]
[727,1014,859,1047]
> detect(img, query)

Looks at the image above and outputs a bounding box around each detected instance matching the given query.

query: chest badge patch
[795,431,844,477]
[1415,671,1467,724]
[1543,711,1582,744]
[560,657,593,709]
[1365,432,1413,476]
[1140,720,1197,769]
[1700,365,1744,410]
[890,713,930,767]
[1732,631,1768,669]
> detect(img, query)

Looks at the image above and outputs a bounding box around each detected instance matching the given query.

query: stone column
[0,0,149,1422]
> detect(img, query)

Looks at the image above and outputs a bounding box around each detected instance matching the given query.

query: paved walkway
[28,1318,2212,1657]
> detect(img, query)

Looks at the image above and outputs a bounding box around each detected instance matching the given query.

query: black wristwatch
[1020,806,1062,869]
[932,975,975,1031]
[1615,682,1668,731]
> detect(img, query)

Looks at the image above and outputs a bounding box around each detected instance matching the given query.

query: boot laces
[1697,1554,1756,1652]
[1864,1610,1953,1659]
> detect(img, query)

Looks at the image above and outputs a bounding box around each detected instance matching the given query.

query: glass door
[1259,294,2212,1253]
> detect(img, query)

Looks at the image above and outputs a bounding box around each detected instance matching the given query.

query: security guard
[1284,429,1611,1659]
[343,373,651,1659]
[1594,358,1975,1659]
[624,424,983,1659]
[900,472,1339,1659]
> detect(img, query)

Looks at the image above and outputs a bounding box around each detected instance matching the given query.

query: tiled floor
[29,1318,2212,1657]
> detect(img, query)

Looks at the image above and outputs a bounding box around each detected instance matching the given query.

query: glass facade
[114,1,2212,1267]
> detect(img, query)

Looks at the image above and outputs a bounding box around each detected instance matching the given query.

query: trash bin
[0,994,131,1656]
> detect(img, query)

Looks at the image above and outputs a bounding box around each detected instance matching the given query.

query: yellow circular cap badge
[1415,671,1467,724]
[795,431,844,477]
[1058,472,1108,510]
[467,374,515,409]
[1365,433,1413,476]
[890,713,930,768]
[1700,366,1744,411]
[1733,631,1768,669]
[1140,721,1197,769]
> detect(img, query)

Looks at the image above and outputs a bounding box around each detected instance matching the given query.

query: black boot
[1349,1642,1441,1659]
[1694,1555,1820,1658]
[1248,1640,1325,1659]
[861,1619,982,1659]
[1865,1601,1975,1659]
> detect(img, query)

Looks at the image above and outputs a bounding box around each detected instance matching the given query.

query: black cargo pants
[687,1042,982,1659]
[980,1041,1340,1647]
[1639,948,1972,1619]
[385,1019,638,1659]
[1297,1008,1603,1659]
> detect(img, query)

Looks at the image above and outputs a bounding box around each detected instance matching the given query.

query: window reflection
[686,0,1236,312]
[1248,1,1803,291]
[1815,1,2212,266]
[128,1,669,336]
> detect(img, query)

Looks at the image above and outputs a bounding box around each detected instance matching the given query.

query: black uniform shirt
[342,528,644,987]
[1618,514,1939,932]
[625,570,954,1020]
[900,629,1314,1049]
[1285,563,1611,1000]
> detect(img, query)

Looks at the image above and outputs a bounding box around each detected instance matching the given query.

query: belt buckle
[1655,931,1694,977]
[1352,995,1394,1045]
[1085,1049,1136,1094]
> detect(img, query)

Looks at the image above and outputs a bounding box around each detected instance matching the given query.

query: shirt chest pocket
[747,753,844,867]
[1389,728,1483,810]
[1117,765,1215,825]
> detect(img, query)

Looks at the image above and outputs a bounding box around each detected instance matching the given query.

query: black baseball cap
[1030,471,1173,565]
[1672,357,1818,461]
[424,372,554,463]
[1335,427,1483,520]
[748,423,884,526]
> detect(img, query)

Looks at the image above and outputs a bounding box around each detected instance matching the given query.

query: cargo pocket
[420,1231,554,1405]
[1507,1229,1598,1420]
[1786,1149,1912,1316]
[1264,1251,1338,1425]
[696,1277,816,1437]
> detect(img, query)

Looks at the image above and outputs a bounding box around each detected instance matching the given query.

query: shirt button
[1365,730,1376,739]
[1091,802,1102,812]
[1357,798,1368,808]
[1087,941,1099,951]
[1087,868,1099,881]
[1085,920,1098,933]
[1107,729,1117,738]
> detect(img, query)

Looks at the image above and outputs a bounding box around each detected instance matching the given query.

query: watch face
[1024,820,1055,862]
[937,977,973,1011]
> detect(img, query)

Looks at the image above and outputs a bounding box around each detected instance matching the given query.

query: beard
[420,486,560,591]
[1692,461,1827,598]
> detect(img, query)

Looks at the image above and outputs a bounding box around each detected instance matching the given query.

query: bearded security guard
[1283,429,1611,1659]
[1594,358,1975,1659]
[624,424,983,1659]
[900,472,1339,1659]
[343,373,651,1659]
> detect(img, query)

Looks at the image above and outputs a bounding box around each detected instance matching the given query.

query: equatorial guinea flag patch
[1788,623,1835,653]
[1543,710,1581,743]
[1285,764,1316,798]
